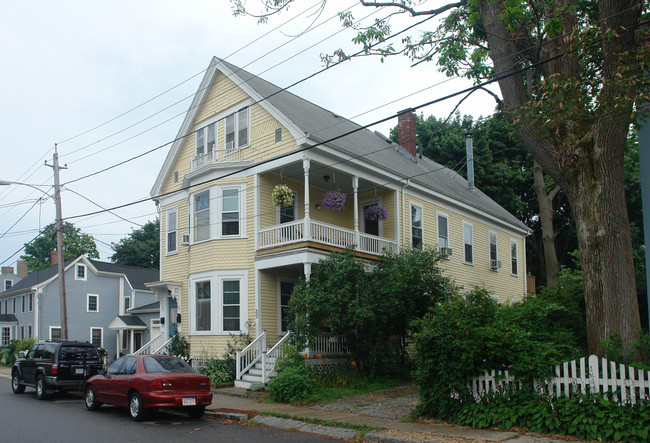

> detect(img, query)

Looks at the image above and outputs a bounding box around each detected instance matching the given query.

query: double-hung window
[76,264,86,280]
[166,207,178,254]
[489,232,498,269]
[221,188,240,236]
[87,294,99,312]
[463,222,474,264]
[4,279,11,290]
[28,293,33,312]
[195,281,211,332]
[511,239,519,276]
[437,214,449,249]
[225,108,249,150]
[411,204,423,249]
[222,280,240,331]
[91,327,103,347]
[196,122,216,156]
[194,190,211,242]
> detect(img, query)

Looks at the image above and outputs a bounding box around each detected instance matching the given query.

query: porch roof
[0,314,18,324]
[109,315,147,330]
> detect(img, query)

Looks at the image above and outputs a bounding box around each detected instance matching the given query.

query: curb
[364,430,445,443]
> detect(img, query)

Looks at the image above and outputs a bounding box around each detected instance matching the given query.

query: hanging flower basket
[364,204,388,221]
[272,184,294,208]
[322,189,346,210]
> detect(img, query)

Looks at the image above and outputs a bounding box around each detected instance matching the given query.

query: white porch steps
[234,361,277,389]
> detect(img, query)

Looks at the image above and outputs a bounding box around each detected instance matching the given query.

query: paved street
[0,378,332,442]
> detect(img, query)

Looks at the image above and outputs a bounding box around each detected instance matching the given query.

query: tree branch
[360,1,466,17]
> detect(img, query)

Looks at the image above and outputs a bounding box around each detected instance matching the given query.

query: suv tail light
[151,379,173,391]
[51,363,57,375]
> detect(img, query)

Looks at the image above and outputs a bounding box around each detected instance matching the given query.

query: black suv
[11,340,103,399]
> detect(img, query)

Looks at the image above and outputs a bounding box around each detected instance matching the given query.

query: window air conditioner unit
[181,234,190,245]
[440,247,452,257]
[226,141,234,151]
[490,259,502,270]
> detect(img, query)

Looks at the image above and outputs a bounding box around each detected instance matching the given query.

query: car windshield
[59,346,100,362]
[143,356,194,373]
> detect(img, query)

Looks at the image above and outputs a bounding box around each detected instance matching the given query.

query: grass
[299,373,410,404]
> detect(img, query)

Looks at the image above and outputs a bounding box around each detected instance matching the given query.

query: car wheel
[187,405,205,419]
[129,392,147,421]
[36,375,48,400]
[85,385,102,411]
[11,371,25,394]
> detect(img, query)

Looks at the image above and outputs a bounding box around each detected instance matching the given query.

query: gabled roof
[0,314,18,323]
[109,315,148,330]
[152,57,527,232]
[127,301,160,314]
[0,258,159,298]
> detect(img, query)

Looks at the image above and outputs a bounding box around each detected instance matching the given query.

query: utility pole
[46,145,68,339]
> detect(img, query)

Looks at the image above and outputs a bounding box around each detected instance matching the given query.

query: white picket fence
[468,355,650,405]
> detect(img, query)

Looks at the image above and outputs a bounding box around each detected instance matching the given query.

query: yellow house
[148,57,529,385]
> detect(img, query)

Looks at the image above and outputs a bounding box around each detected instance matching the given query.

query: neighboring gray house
[1,260,27,293]
[0,256,159,360]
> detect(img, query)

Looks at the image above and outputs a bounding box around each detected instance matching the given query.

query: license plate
[75,368,84,375]
[182,397,196,406]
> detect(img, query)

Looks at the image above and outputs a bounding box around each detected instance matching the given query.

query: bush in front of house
[197,359,233,385]
[267,346,314,403]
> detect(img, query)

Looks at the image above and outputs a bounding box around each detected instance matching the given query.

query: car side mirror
[18,351,25,359]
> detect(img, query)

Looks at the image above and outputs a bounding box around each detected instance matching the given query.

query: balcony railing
[191,148,244,171]
[258,219,397,255]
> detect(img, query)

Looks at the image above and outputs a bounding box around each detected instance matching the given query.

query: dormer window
[225,107,249,150]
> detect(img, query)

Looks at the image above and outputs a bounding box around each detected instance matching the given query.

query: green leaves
[110,219,159,269]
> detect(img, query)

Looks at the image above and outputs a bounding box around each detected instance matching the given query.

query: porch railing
[153,337,173,355]
[134,332,164,355]
[257,219,397,255]
[236,331,266,381]
[191,148,244,171]
[308,334,349,357]
[263,332,292,383]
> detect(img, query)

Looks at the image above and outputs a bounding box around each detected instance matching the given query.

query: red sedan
[83,354,213,421]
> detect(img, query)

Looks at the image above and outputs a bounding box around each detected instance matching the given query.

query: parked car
[11,340,103,399]
[84,354,213,421]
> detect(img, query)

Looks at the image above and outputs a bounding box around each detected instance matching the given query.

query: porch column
[304,262,312,281]
[160,295,169,342]
[353,176,360,247]
[116,332,120,359]
[303,158,311,240]
[129,329,134,354]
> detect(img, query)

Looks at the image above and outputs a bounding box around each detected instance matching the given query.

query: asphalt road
[0,378,333,442]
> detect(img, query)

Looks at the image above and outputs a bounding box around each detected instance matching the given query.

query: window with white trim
[221,188,240,236]
[196,122,216,156]
[463,222,474,264]
[189,270,248,335]
[12,297,16,314]
[4,279,11,290]
[166,207,178,254]
[193,190,211,242]
[225,108,249,150]
[90,327,103,347]
[76,264,86,280]
[278,191,297,224]
[50,327,61,340]
[28,293,33,312]
[411,204,423,249]
[124,296,130,312]
[437,213,449,249]
[511,239,519,276]
[87,294,99,312]
[279,280,295,334]
[21,295,25,313]
[27,325,32,338]
[20,326,24,339]
[1,327,10,346]
[489,231,498,269]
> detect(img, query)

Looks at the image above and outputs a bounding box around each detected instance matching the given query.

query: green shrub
[456,389,650,442]
[197,359,233,385]
[1,337,36,366]
[267,365,314,403]
[167,333,190,363]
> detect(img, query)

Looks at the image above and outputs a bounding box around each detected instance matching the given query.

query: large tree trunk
[479,0,642,354]
[532,162,561,287]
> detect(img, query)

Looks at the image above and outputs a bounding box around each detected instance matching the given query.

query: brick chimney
[1,266,13,276]
[397,110,417,158]
[16,260,27,277]
[50,249,58,266]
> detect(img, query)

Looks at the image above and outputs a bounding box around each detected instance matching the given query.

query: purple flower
[364,204,388,221]
[322,189,346,210]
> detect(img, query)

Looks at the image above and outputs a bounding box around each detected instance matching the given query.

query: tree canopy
[21,221,99,271]
[234,0,650,354]
[110,219,159,269]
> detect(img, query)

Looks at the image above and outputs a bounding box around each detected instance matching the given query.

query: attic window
[174,172,178,183]
[275,128,282,143]
[75,264,87,281]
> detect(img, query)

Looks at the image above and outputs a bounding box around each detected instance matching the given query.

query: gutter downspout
[401,179,411,247]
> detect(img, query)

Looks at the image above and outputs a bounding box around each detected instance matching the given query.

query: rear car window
[59,346,100,362]
[143,356,194,373]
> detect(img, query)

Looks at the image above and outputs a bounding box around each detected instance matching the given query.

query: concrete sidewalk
[207,386,572,442]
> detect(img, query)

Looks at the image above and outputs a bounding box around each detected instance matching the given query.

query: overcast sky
[0,0,499,267]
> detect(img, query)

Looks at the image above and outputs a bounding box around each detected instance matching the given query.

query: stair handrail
[154,337,174,355]
[263,332,291,383]
[134,332,164,355]
[236,331,266,381]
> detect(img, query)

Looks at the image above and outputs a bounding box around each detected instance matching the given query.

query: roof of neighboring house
[109,315,148,330]
[0,314,18,323]
[127,301,160,314]
[0,258,159,298]
[153,57,527,232]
